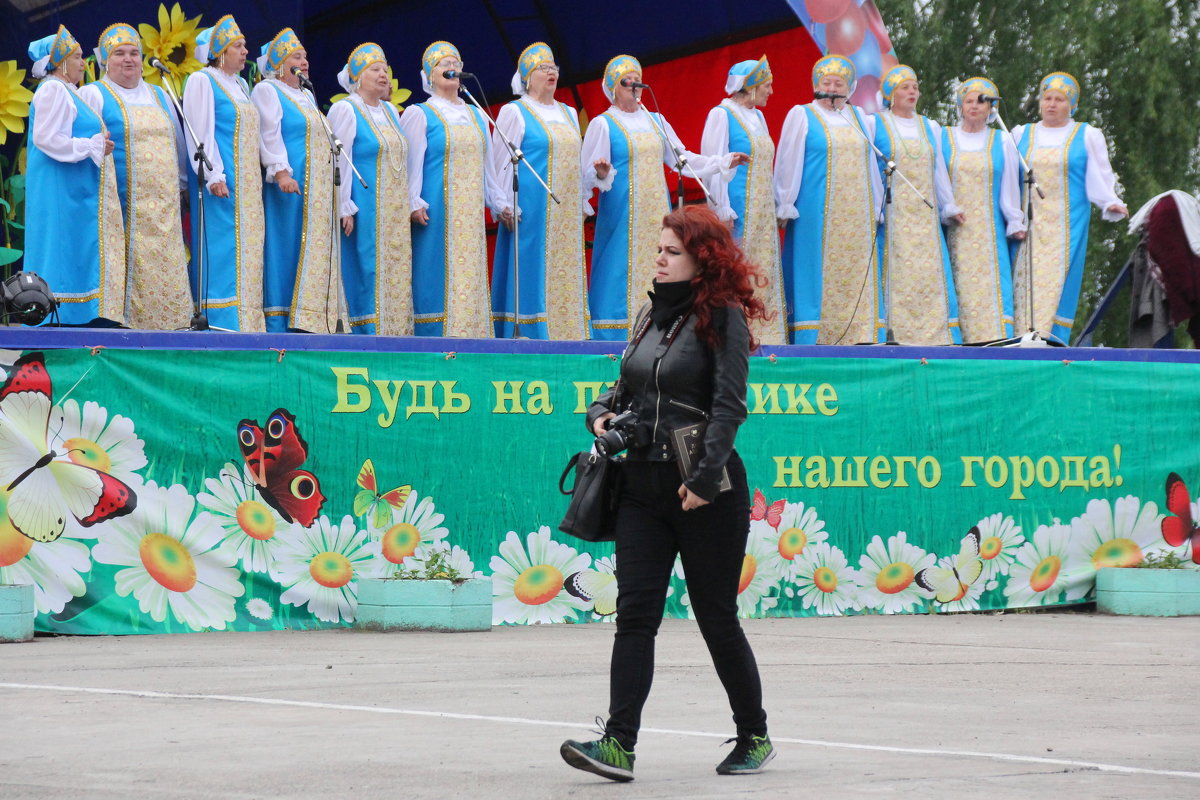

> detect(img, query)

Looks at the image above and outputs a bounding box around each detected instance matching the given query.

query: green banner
[0,345,1195,635]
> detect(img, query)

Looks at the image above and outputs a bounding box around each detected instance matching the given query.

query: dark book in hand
[671,423,732,494]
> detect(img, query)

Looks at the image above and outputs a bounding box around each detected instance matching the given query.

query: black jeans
[605,452,768,750]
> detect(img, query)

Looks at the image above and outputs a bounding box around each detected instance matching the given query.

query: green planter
[0,584,35,642]
[354,577,492,632]
[1095,567,1200,616]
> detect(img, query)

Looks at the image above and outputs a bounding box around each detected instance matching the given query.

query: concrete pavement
[2,612,1198,799]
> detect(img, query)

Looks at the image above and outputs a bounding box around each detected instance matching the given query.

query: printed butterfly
[565,569,618,616]
[354,459,411,529]
[750,489,784,528]
[237,409,325,526]
[1162,472,1200,564]
[915,527,984,603]
[0,352,137,542]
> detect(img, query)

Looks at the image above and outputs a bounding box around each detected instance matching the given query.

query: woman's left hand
[729,152,750,168]
[1108,202,1129,217]
[276,172,300,194]
[678,484,709,511]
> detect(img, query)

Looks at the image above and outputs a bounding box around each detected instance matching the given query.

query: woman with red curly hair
[561,206,774,782]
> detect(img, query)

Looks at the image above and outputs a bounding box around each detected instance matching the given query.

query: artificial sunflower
[0,60,34,146]
[139,3,204,95]
[329,66,412,112]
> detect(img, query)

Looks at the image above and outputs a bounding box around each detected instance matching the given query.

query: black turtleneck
[648,279,694,328]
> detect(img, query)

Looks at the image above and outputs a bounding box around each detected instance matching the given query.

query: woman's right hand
[102,131,115,156]
[411,208,430,225]
[209,181,229,198]
[341,215,355,235]
[592,412,616,437]
[594,159,612,181]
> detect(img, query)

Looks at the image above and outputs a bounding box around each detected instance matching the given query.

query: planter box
[1095,567,1200,617]
[0,584,35,643]
[354,577,492,632]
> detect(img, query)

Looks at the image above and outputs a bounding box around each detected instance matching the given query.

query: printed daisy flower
[733,525,784,617]
[0,485,91,614]
[139,3,204,95]
[975,513,1025,590]
[49,399,147,491]
[245,598,273,620]
[0,60,33,146]
[1003,522,1090,608]
[772,501,828,578]
[92,481,244,631]
[369,492,449,572]
[490,527,590,624]
[855,531,935,613]
[196,462,288,573]
[1069,496,1165,574]
[270,515,382,624]
[793,542,860,616]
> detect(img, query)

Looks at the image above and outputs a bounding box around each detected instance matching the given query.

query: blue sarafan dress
[81,78,194,330]
[490,97,587,340]
[401,96,494,338]
[253,79,340,333]
[941,126,1025,341]
[182,67,266,332]
[1011,121,1123,342]
[774,102,883,345]
[25,78,127,325]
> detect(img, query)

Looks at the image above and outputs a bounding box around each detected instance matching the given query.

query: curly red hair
[661,205,772,351]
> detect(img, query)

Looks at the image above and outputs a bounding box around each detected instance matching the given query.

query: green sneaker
[560,736,635,782]
[715,734,775,775]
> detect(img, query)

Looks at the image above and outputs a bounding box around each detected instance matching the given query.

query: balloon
[880,51,900,74]
[824,5,867,56]
[850,29,882,78]
[850,74,881,113]
[862,1,894,53]
[805,0,852,24]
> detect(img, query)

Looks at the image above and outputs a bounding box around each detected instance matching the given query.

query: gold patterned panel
[880,114,952,346]
[442,111,490,338]
[124,102,192,329]
[527,101,586,340]
[1013,123,1075,335]
[97,148,128,324]
[947,136,1007,341]
[286,96,340,333]
[375,116,414,336]
[626,128,666,331]
[234,97,266,332]
[732,113,785,345]
[815,120,876,344]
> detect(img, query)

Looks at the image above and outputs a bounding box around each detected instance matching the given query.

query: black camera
[595,410,641,457]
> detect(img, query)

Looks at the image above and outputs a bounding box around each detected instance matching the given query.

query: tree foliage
[876,0,1200,345]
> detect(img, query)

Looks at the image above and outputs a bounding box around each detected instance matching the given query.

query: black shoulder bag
[558,310,685,542]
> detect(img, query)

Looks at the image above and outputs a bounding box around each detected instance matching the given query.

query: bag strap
[559,452,582,495]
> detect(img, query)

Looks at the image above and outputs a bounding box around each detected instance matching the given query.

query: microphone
[443,70,474,80]
[813,91,846,100]
[621,77,649,89]
[149,57,169,74]
[291,66,315,90]
[978,94,1001,103]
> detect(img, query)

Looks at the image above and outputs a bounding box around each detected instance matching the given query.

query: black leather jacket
[586,302,749,501]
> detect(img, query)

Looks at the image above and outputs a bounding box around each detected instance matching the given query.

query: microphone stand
[156,65,219,331]
[297,72,364,334]
[637,88,713,209]
[829,99,932,344]
[991,104,1057,345]
[459,79,558,339]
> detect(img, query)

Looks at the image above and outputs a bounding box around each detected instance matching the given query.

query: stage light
[2,271,57,325]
